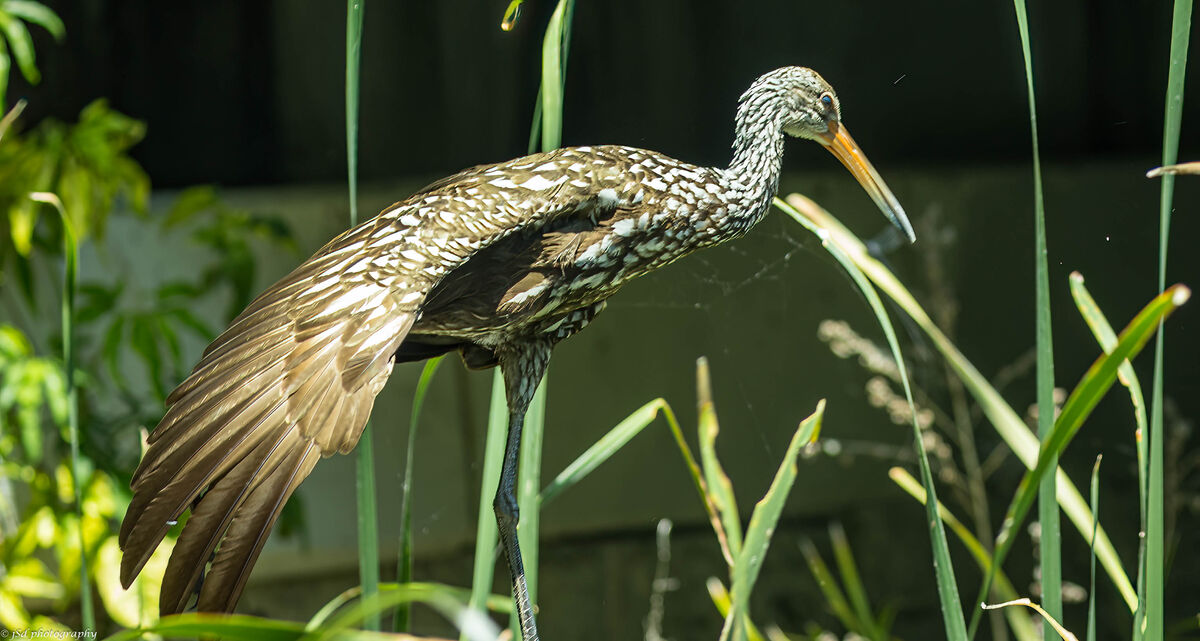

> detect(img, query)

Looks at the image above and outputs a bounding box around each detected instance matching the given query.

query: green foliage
[798,527,898,641]
[164,186,297,319]
[0,323,65,461]
[0,100,148,303]
[0,451,168,631]
[0,0,64,110]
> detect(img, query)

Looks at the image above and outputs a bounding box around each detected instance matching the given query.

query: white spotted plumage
[120,67,889,632]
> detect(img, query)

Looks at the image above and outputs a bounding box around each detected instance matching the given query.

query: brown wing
[118,217,417,614]
[118,144,661,614]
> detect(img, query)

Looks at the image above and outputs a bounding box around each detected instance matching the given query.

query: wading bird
[119,66,914,640]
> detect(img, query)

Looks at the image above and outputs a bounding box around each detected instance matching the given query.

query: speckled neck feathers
[722,75,789,231]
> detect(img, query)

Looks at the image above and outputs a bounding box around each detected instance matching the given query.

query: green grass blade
[889,468,1038,641]
[311,583,501,641]
[726,403,823,641]
[465,371,509,637]
[538,0,574,151]
[496,4,576,634]
[1007,0,1060,631]
[1070,270,1151,640]
[311,581,515,631]
[540,398,664,506]
[103,613,309,641]
[1088,456,1101,641]
[395,356,445,632]
[799,538,860,633]
[775,196,967,639]
[985,283,1190,619]
[697,356,743,564]
[30,192,91,629]
[1148,3,1191,639]
[779,192,1139,611]
[345,0,364,228]
[706,577,768,641]
[354,427,380,631]
[828,522,880,640]
[1068,273,1149,441]
[344,0,379,630]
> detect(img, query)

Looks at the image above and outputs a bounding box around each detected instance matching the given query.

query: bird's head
[739,66,916,243]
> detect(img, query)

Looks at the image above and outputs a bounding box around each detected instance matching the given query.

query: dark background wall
[9,1,1198,638]
[18,1,1198,186]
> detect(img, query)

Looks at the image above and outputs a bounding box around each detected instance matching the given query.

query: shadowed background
[7,1,1198,639]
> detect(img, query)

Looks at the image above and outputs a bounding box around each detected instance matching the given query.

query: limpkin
[118,66,913,639]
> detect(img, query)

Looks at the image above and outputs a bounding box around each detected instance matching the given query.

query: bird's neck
[721,116,786,225]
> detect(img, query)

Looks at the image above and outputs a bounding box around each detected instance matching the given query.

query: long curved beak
[817,123,916,244]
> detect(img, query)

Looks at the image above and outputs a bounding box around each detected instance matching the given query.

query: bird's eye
[820,92,834,108]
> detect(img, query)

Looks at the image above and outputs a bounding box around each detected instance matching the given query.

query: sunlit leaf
[2,1,65,40]
[0,12,39,84]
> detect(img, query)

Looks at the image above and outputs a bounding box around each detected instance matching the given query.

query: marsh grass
[1147,3,1192,640]
[775,194,1187,641]
[343,0,382,632]
[96,1,1192,638]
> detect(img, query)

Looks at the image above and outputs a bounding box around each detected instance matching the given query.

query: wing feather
[120,145,636,615]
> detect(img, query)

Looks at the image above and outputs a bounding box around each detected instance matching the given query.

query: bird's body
[119,67,913,639]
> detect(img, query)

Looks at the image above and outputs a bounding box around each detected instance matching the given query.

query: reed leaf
[724,402,823,641]
[1008,0,1061,631]
[396,356,445,632]
[777,192,1138,611]
[1147,2,1191,639]
[343,0,379,631]
[29,192,90,628]
[465,373,508,635]
[889,468,1038,641]
[775,195,967,639]
[982,283,1190,625]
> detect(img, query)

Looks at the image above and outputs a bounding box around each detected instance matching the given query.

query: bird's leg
[495,342,552,641]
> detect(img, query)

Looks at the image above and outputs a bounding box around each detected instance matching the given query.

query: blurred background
[1,1,1197,639]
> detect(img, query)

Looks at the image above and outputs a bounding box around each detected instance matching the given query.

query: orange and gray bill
[818,123,916,243]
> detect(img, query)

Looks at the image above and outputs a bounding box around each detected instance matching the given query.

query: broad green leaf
[100,315,127,388]
[129,315,166,400]
[166,307,215,339]
[94,534,170,627]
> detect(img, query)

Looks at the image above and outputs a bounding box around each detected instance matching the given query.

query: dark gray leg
[495,343,551,641]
